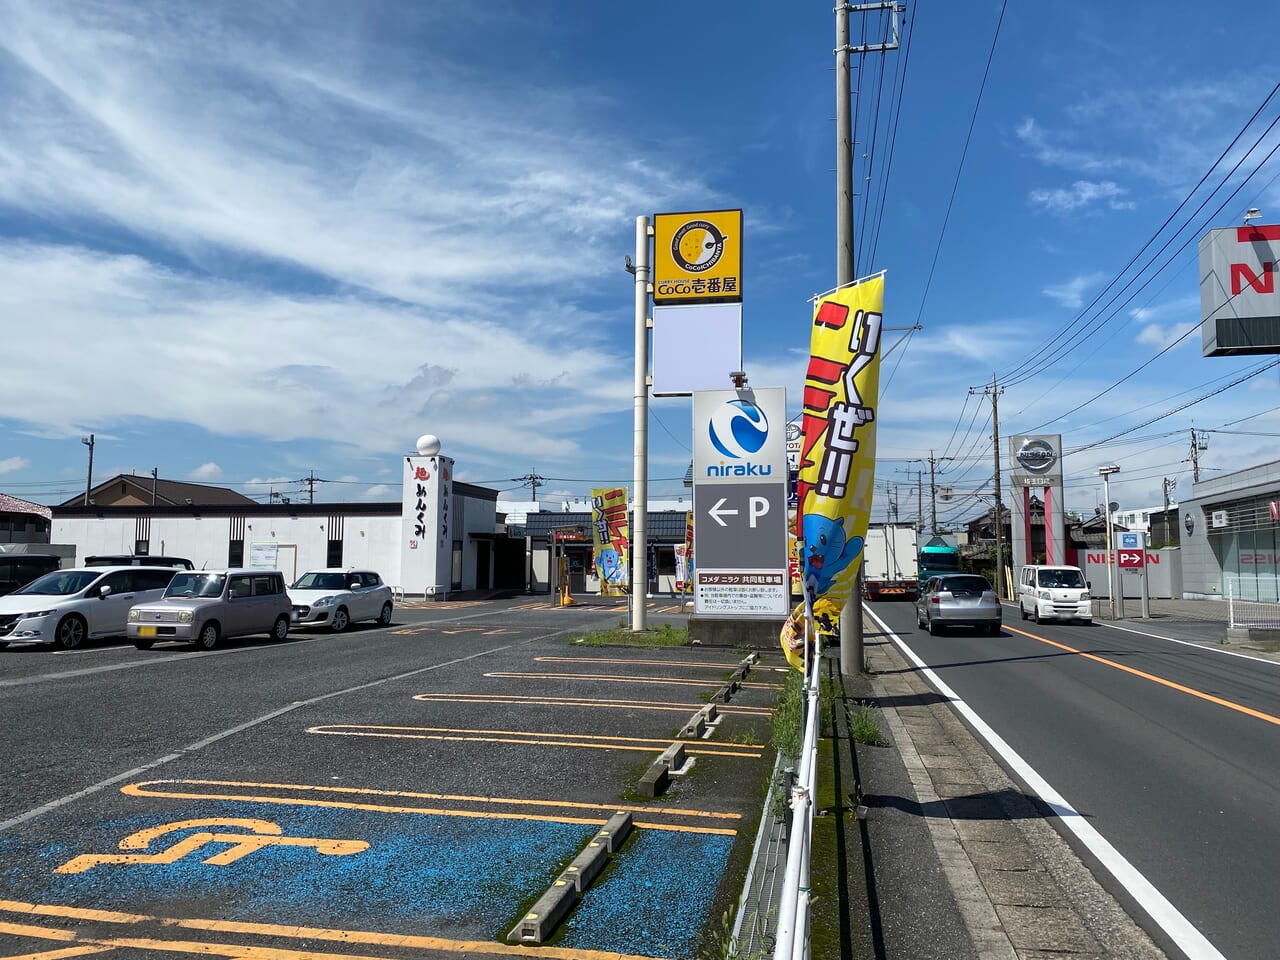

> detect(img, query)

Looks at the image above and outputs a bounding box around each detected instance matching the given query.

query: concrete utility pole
[991,378,1004,598]
[835,1,861,676]
[80,434,94,506]
[1190,428,1207,483]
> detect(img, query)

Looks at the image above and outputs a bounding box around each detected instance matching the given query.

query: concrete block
[507,877,579,943]
[699,703,719,723]
[638,762,670,798]
[678,715,706,738]
[596,811,633,853]
[658,741,687,772]
[687,616,786,647]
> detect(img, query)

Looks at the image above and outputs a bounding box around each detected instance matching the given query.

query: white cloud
[359,484,395,501]
[1042,273,1108,309]
[1136,322,1196,349]
[188,462,223,482]
[0,456,29,475]
[1028,180,1134,215]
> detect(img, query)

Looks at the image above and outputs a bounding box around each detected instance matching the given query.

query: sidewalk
[852,632,1167,959]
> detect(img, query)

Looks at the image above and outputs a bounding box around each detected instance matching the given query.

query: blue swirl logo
[708,399,769,459]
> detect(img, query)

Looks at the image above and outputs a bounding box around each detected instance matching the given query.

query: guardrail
[772,616,822,960]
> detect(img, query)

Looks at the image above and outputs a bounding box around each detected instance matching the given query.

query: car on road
[0,566,177,649]
[916,574,1002,635]
[1017,564,1092,624]
[287,569,394,632]
[127,569,292,650]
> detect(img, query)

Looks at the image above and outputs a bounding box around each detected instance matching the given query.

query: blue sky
[0,1,1277,526]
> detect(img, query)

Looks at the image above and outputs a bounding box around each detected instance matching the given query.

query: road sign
[1120,532,1142,550]
[692,387,788,617]
[1118,549,1145,568]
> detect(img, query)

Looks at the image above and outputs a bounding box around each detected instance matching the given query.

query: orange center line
[1006,626,1280,727]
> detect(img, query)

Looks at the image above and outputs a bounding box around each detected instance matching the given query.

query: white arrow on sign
[708,498,738,526]
[708,496,772,527]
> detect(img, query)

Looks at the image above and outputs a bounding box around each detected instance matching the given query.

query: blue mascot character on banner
[597,547,625,585]
[802,513,864,598]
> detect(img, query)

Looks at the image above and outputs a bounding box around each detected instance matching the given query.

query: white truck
[862,522,920,601]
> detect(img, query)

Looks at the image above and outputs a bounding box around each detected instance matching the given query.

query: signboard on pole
[1199,223,1280,356]
[653,209,743,305]
[692,386,788,617]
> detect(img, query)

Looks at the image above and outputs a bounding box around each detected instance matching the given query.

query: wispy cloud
[0,456,29,475]
[1029,180,1134,215]
[1043,272,1108,309]
[1136,321,1196,349]
[188,462,223,482]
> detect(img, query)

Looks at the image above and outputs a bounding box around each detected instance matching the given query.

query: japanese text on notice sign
[695,571,787,615]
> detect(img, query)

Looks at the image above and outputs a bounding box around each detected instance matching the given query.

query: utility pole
[1161,476,1177,545]
[514,472,546,503]
[970,377,1005,597]
[151,467,158,505]
[836,0,860,677]
[916,470,924,534]
[1189,428,1207,483]
[80,434,95,506]
[305,471,318,504]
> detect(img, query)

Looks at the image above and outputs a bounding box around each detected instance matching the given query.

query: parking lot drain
[508,813,634,943]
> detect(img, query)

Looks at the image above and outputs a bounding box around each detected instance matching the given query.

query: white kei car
[287,569,394,632]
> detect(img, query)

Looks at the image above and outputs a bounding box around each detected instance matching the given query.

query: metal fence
[1227,579,1280,630]
[772,631,821,960]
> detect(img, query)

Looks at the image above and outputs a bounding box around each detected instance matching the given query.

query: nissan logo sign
[1184,512,1194,535]
[1015,438,1058,474]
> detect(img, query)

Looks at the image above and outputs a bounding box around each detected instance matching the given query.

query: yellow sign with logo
[653,209,742,304]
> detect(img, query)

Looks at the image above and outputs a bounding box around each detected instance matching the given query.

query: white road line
[0,631,572,835]
[1098,620,1280,667]
[864,605,1227,960]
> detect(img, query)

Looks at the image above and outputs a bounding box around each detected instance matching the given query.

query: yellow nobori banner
[652,209,743,304]
[780,274,885,670]
[590,487,630,591]
[797,273,885,601]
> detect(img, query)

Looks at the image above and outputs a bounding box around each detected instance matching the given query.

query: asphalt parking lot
[0,595,782,959]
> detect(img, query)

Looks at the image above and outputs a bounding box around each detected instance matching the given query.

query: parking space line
[483,671,781,689]
[122,780,742,832]
[532,656,753,669]
[306,723,764,759]
[411,693,772,716]
[0,901,664,960]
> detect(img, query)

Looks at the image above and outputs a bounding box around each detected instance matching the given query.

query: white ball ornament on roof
[416,434,441,456]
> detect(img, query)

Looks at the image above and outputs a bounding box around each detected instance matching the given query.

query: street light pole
[1098,465,1120,619]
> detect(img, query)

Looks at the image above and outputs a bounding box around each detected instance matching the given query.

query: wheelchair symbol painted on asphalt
[55,818,368,874]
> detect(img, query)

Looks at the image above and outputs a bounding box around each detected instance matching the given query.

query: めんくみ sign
[653,209,742,304]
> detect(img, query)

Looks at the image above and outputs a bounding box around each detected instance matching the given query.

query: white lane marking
[0,631,571,834]
[865,605,1228,960]
[1098,620,1280,668]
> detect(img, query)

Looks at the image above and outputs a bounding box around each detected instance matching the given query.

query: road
[0,596,779,960]
[866,599,1280,960]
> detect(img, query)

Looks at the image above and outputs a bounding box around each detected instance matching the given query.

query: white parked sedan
[287,569,394,632]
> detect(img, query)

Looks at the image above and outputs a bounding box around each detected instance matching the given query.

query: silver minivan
[0,566,177,649]
[128,569,292,650]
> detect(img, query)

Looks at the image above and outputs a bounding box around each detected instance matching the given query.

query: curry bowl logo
[709,399,769,459]
[672,219,728,272]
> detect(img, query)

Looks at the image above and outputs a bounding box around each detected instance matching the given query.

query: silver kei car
[287,569,394,632]
[128,569,292,650]
[915,574,1002,636]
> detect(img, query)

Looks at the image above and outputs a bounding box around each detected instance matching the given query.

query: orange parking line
[411,693,772,716]
[0,904,665,960]
[1005,626,1280,727]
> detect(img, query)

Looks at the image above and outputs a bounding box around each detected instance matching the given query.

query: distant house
[59,474,257,508]
[0,493,53,545]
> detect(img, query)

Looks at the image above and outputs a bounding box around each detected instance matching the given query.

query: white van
[0,566,178,649]
[1018,565,1092,624]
